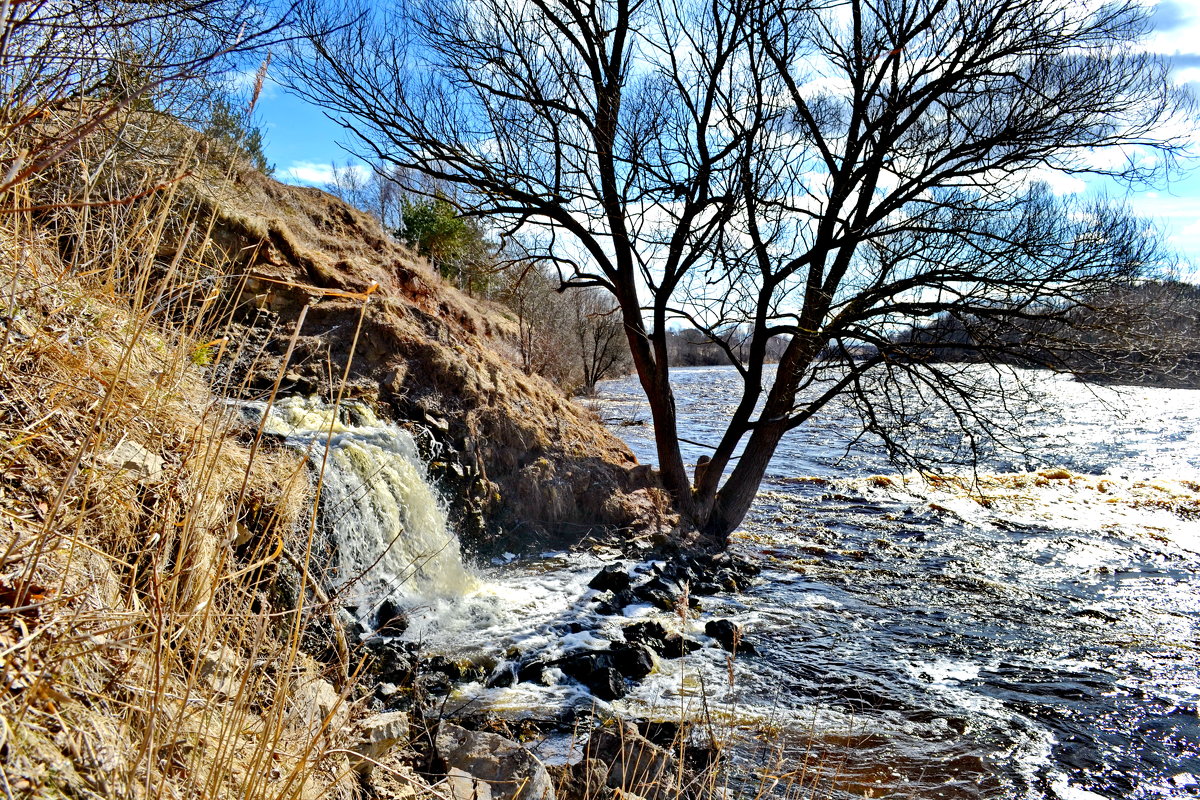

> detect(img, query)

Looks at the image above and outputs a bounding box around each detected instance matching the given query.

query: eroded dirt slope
[182,166,671,551]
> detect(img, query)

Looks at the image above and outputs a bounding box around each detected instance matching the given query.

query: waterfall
[255,397,474,615]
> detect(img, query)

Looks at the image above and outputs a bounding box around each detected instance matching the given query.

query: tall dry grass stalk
[0,117,370,800]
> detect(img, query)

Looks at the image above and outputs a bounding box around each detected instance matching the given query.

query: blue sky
[254,1,1200,278]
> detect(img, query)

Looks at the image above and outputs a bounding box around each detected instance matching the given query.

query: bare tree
[570,287,631,396]
[503,265,577,386]
[287,0,1192,544]
[325,160,408,230]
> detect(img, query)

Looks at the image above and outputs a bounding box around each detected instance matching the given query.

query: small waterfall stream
[255,397,474,617]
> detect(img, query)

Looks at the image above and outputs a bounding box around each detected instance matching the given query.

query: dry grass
[0,128,367,800]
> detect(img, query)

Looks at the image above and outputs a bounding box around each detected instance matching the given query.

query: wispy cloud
[279,161,372,186]
[279,161,340,185]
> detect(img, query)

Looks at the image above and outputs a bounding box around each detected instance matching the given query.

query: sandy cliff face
[182,167,672,551]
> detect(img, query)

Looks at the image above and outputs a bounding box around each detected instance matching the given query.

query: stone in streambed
[486,657,549,689]
[622,621,701,659]
[555,651,627,700]
[594,589,636,616]
[588,564,632,593]
[375,598,410,636]
[362,637,418,686]
[608,642,655,680]
[704,619,756,655]
[426,654,491,684]
[585,723,678,800]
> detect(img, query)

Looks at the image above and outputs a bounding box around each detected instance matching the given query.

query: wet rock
[656,551,760,598]
[632,576,687,612]
[363,638,418,686]
[623,620,668,646]
[434,722,556,800]
[589,564,633,593]
[416,671,453,697]
[660,634,702,659]
[585,667,626,701]
[486,664,517,689]
[348,711,411,773]
[592,553,760,616]
[375,598,410,636]
[704,619,756,655]
[427,654,490,684]
[518,658,549,685]
[485,657,549,689]
[556,652,627,701]
[608,643,655,680]
[622,622,701,660]
[595,590,636,616]
[585,723,678,800]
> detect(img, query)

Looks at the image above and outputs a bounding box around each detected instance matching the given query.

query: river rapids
[256,366,1200,799]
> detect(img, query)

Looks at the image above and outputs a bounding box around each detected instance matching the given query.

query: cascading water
[252,397,474,618]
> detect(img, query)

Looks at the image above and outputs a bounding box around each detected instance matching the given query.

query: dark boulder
[704,619,756,655]
[426,655,490,684]
[608,643,655,680]
[594,590,636,616]
[518,658,549,684]
[486,663,517,689]
[487,656,550,689]
[622,621,701,659]
[632,576,687,612]
[661,633,702,659]
[374,598,410,636]
[555,651,630,700]
[362,638,419,686]
[585,666,626,701]
[588,564,633,593]
[623,620,669,646]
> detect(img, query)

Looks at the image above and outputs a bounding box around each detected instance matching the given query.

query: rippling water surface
[355,366,1200,800]
[585,366,1200,799]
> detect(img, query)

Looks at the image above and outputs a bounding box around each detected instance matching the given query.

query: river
[261,366,1200,799]
[588,366,1200,799]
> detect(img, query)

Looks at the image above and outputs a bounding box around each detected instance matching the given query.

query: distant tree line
[887,280,1200,388]
[665,328,790,367]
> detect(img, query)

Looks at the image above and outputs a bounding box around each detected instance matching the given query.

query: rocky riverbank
[310,552,764,800]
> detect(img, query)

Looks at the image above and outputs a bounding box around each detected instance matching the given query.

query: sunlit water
[586,366,1200,799]
[264,369,1200,799]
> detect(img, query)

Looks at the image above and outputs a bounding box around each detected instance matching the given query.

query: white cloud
[1029,167,1089,196]
[279,161,371,186]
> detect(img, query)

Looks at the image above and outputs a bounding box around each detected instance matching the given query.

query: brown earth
[176,163,674,553]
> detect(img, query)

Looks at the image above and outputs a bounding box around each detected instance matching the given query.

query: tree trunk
[697,421,786,545]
